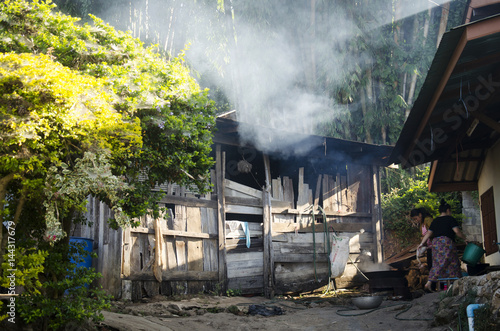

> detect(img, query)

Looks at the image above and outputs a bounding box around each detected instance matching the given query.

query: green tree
[0,0,216,244]
[0,1,215,328]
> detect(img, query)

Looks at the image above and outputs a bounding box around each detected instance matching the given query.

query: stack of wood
[405,257,429,291]
[384,244,430,291]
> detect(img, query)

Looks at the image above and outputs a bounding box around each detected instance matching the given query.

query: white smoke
[94,0,452,152]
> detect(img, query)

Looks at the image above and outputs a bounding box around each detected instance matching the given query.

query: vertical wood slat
[372,165,383,263]
[282,176,293,208]
[107,226,122,298]
[263,154,273,298]
[216,145,227,290]
[174,205,187,271]
[153,217,163,282]
[165,238,178,271]
[335,173,341,212]
[341,173,348,212]
[122,227,131,277]
[186,207,203,271]
[314,174,322,210]
[129,233,140,275]
[322,175,329,212]
[201,208,218,271]
[99,204,108,287]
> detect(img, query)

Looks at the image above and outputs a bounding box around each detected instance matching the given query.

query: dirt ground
[99,290,454,331]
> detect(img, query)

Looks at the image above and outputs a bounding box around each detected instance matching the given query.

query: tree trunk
[310,0,316,88]
[360,88,373,144]
[393,0,402,45]
[436,2,450,47]
[362,67,373,143]
[381,125,387,145]
[406,6,431,119]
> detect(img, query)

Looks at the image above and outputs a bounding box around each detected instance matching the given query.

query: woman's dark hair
[439,199,451,213]
[410,207,429,218]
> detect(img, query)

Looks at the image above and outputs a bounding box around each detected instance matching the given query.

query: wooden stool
[436,277,458,291]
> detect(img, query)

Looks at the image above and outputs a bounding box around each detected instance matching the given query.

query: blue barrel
[69,237,93,269]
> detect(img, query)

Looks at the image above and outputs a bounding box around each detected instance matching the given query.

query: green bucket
[462,243,486,266]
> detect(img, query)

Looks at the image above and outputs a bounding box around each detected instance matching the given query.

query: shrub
[381,166,462,247]
[1,241,110,330]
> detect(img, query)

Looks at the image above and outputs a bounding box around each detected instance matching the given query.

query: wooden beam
[469,111,500,135]
[372,165,383,263]
[225,196,262,207]
[314,174,322,209]
[153,217,163,282]
[430,181,478,192]
[225,179,263,199]
[466,14,500,40]
[272,221,372,233]
[428,160,439,192]
[213,134,241,146]
[129,226,216,240]
[434,157,484,163]
[123,271,218,281]
[262,154,273,298]
[225,204,263,215]
[273,253,329,263]
[453,50,500,74]
[122,227,131,277]
[165,230,216,239]
[216,145,227,290]
[160,195,217,208]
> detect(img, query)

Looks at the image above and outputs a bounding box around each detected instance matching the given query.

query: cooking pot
[351,296,384,309]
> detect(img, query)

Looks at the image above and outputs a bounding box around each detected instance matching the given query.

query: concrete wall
[462,191,482,243]
[478,140,500,266]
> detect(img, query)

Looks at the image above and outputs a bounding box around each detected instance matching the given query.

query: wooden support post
[372,165,384,263]
[262,154,274,298]
[216,145,227,291]
[122,227,131,277]
[314,174,322,211]
[153,217,163,282]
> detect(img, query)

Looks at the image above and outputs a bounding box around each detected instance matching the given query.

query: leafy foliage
[0,1,215,329]
[381,166,462,246]
[0,0,216,240]
[1,242,111,330]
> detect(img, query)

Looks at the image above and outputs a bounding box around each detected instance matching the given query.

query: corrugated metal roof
[215,118,393,166]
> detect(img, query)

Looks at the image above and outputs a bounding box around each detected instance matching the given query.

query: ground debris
[248,304,285,316]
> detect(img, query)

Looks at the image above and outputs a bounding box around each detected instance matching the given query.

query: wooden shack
[73,117,393,300]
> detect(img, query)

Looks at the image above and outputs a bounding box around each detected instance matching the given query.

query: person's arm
[453,227,468,242]
[419,230,433,247]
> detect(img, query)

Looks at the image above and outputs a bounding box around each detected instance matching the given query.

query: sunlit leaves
[1,0,216,241]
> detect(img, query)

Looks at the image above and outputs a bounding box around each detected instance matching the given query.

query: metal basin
[351,296,384,309]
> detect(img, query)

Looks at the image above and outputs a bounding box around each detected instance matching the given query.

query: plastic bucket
[462,243,486,266]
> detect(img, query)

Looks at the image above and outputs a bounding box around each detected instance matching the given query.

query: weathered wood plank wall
[269,164,378,293]
[79,144,383,299]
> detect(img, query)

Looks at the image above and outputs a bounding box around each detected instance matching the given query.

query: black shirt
[429,215,459,241]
